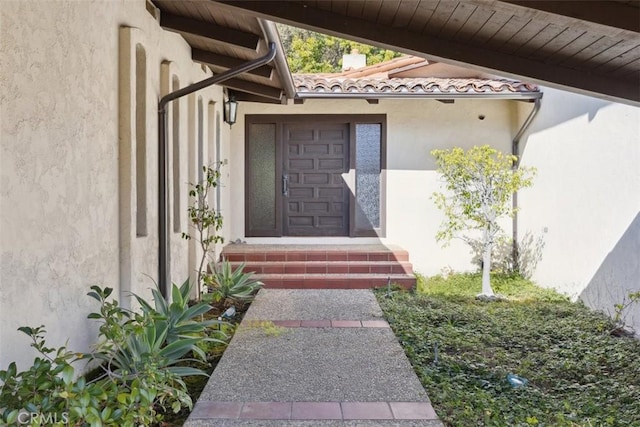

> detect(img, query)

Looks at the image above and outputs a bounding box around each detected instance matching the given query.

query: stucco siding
[230,98,515,276]
[0,1,228,369]
[1,0,123,369]
[518,88,640,331]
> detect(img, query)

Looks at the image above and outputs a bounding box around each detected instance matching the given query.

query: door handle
[282,173,289,197]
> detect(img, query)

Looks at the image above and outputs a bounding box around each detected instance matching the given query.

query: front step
[220,244,416,290]
[253,274,415,289]
[230,261,413,275]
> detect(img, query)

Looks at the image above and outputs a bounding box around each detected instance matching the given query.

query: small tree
[432,145,535,297]
[183,164,224,299]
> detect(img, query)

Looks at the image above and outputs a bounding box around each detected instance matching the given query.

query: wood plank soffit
[500,0,640,34]
[217,1,640,105]
[160,11,260,50]
[231,91,284,104]
[192,49,274,78]
[223,77,283,99]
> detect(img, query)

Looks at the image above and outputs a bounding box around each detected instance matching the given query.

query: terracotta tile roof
[293,76,540,97]
[336,55,429,78]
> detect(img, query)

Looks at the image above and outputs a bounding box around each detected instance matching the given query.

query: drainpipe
[258,20,296,100]
[511,96,542,267]
[158,42,276,297]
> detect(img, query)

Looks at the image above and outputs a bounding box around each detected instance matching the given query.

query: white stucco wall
[229,98,518,276]
[517,88,640,331]
[0,1,228,369]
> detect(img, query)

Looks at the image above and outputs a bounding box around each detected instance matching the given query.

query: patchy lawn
[377,273,640,427]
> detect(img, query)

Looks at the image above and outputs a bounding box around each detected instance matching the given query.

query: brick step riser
[233,262,414,275]
[223,251,409,263]
[220,246,415,290]
[258,277,416,290]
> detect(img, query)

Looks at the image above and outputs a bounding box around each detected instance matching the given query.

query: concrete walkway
[185,289,443,426]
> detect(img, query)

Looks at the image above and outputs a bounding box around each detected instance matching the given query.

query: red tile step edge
[244,319,391,328]
[253,273,416,289]
[189,401,438,420]
[223,249,410,263]
[233,261,414,275]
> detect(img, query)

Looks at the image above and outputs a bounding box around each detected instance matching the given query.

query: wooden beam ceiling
[217,1,640,105]
[231,90,284,104]
[192,49,274,78]
[501,1,640,33]
[160,11,260,50]
[223,77,283,100]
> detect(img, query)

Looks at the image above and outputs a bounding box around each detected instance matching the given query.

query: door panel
[284,123,350,236]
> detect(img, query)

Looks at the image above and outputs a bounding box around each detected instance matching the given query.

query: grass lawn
[377,273,640,427]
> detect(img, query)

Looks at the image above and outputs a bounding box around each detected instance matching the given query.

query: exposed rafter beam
[160,11,260,50]
[223,77,283,100]
[501,1,640,33]
[216,1,640,105]
[231,90,284,104]
[192,49,273,79]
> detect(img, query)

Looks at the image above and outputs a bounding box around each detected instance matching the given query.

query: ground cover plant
[378,273,640,427]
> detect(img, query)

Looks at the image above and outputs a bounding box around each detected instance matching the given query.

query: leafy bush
[0,282,219,426]
[378,275,640,426]
[203,261,263,306]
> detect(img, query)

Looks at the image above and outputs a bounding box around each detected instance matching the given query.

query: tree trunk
[481,227,495,296]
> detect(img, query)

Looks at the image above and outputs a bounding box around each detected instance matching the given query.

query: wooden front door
[283,123,350,236]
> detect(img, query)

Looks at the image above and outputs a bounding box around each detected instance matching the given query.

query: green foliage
[432,145,536,295]
[377,275,640,427]
[432,145,535,244]
[202,261,263,306]
[131,280,224,350]
[416,272,567,302]
[0,284,218,426]
[0,326,82,426]
[244,320,287,337]
[88,285,212,379]
[277,24,402,73]
[0,324,167,426]
[468,231,546,279]
[183,164,224,297]
[196,321,236,361]
[610,291,640,336]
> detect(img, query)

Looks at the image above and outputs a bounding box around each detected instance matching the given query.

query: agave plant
[133,280,221,341]
[87,283,225,372]
[203,261,263,305]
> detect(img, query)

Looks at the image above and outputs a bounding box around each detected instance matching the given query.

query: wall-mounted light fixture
[223,95,238,126]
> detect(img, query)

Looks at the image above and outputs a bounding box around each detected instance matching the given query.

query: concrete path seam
[190,401,438,420]
[242,319,391,328]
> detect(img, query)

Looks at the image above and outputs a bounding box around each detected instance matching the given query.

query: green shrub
[0,283,218,426]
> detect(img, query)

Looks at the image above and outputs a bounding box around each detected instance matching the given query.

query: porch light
[224,95,238,126]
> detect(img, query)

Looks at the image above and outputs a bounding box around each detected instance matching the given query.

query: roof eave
[294,92,542,100]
